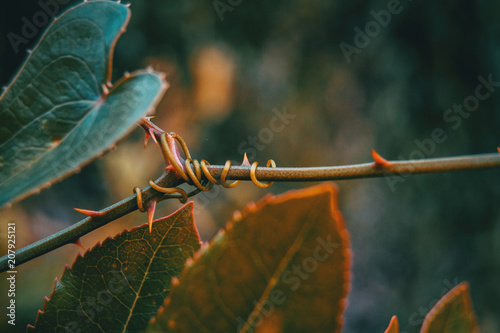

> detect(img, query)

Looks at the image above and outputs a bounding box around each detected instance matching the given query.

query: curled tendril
[133,187,145,212]
[135,132,276,209]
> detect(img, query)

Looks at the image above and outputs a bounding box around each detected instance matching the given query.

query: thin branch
[1,151,499,273]
[0,171,182,273]
[205,152,500,181]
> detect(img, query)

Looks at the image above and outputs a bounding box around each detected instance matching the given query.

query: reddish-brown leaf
[148,182,351,333]
[420,282,479,333]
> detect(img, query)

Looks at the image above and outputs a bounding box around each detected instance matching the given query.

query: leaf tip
[384,315,399,333]
[421,281,478,333]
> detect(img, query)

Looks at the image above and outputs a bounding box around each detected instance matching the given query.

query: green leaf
[28,203,201,333]
[0,1,167,208]
[420,282,479,333]
[148,183,351,333]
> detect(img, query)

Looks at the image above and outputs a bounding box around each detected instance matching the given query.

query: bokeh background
[1,0,500,332]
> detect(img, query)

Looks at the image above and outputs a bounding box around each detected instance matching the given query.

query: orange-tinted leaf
[148,182,351,333]
[29,203,200,333]
[420,282,479,333]
[385,315,399,333]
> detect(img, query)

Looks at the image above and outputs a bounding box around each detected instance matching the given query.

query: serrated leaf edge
[31,202,197,330]
[151,182,352,332]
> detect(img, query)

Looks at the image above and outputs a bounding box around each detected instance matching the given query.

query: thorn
[149,129,158,145]
[72,238,85,250]
[147,200,157,233]
[241,153,251,167]
[140,117,163,146]
[371,149,393,168]
[497,147,500,153]
[144,131,151,148]
[74,208,103,219]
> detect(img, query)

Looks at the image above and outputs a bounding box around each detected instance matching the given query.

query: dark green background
[1,0,499,332]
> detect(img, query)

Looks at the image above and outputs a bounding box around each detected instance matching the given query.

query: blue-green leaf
[0,1,167,208]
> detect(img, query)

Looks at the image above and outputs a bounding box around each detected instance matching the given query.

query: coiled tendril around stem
[135,132,276,209]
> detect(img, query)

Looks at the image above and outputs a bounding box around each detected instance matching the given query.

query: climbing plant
[0,1,494,332]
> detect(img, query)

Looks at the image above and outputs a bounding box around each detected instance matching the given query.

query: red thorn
[149,129,159,145]
[241,153,251,167]
[72,238,85,250]
[74,208,103,219]
[147,200,157,233]
[144,131,151,148]
[497,147,500,153]
[140,117,164,146]
[371,149,393,168]
[143,128,159,149]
